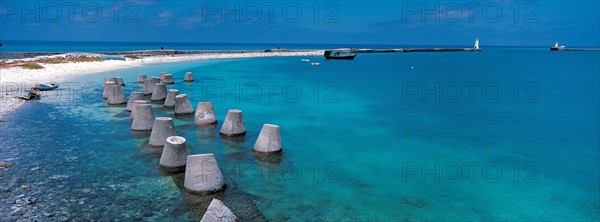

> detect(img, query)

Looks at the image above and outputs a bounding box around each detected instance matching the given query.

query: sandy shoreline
[0,50,324,118]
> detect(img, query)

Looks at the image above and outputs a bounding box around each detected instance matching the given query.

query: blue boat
[33,83,59,91]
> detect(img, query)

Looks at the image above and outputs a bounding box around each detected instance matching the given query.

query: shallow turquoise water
[1,49,599,220]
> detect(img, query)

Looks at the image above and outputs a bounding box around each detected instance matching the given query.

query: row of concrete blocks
[105,73,195,115]
[105,75,281,152]
[156,134,265,196]
[132,114,277,202]
[105,71,190,88]
[103,82,171,106]
[103,73,193,106]
[128,92,279,195]
[146,72,239,222]
[105,77,126,86]
[162,141,225,195]
[129,103,282,154]
[131,107,280,195]
[156,135,238,220]
[102,76,127,105]
[127,91,207,117]
[137,71,195,85]
[104,75,238,221]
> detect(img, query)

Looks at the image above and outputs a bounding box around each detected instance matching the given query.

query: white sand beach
[0,50,324,118]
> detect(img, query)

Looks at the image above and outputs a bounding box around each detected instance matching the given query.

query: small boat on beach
[33,83,59,91]
[17,89,41,101]
[324,50,357,60]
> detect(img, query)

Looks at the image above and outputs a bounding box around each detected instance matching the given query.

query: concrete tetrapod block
[102,81,118,99]
[253,124,282,154]
[149,117,176,147]
[163,74,174,84]
[130,100,149,120]
[143,77,159,95]
[126,92,145,112]
[184,153,225,196]
[151,83,167,101]
[159,136,189,173]
[219,110,246,137]
[174,94,194,116]
[106,85,126,105]
[137,74,147,83]
[115,77,125,86]
[184,72,194,82]
[159,72,167,82]
[194,102,217,125]
[106,77,117,84]
[164,89,179,108]
[131,104,154,131]
[200,199,239,222]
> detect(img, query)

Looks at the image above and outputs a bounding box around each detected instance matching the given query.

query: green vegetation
[21,62,44,69]
[124,55,141,59]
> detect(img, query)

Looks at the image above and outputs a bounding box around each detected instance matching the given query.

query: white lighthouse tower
[474,38,480,50]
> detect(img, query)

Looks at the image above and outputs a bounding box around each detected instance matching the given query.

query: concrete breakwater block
[131,104,154,131]
[126,92,145,112]
[200,199,239,222]
[174,94,194,116]
[151,83,167,101]
[137,74,147,83]
[143,77,159,95]
[184,154,226,196]
[194,102,217,126]
[149,117,176,147]
[106,77,117,84]
[102,81,117,99]
[163,74,175,84]
[219,110,246,137]
[115,77,125,86]
[159,72,167,82]
[253,124,282,154]
[106,85,126,105]
[159,136,190,173]
[130,100,149,120]
[164,89,179,108]
[184,72,194,82]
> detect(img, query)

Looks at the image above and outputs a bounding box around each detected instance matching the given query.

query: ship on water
[551,41,567,51]
[324,49,358,60]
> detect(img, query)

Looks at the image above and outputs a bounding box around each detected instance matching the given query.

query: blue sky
[1,0,599,46]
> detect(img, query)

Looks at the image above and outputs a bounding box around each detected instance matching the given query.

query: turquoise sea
[1,45,599,221]
[0,40,329,52]
[0,40,508,52]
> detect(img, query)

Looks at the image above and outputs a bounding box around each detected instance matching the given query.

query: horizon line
[1,39,599,48]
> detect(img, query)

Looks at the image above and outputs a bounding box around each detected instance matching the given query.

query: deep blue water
[0,40,521,52]
[1,48,599,221]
